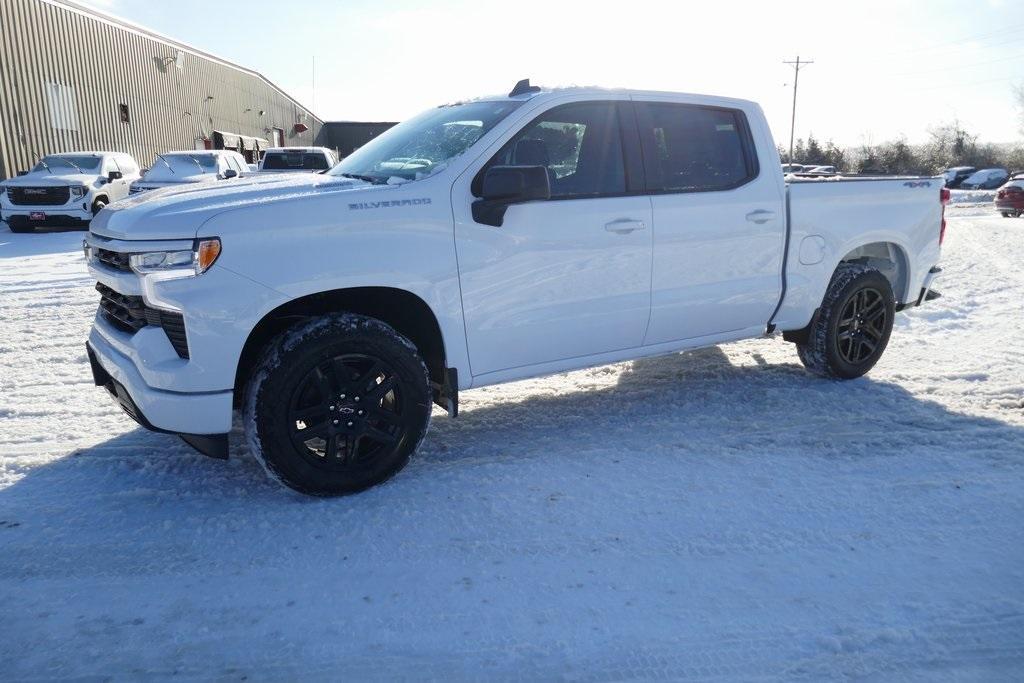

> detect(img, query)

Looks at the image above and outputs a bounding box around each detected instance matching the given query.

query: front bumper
[4,208,92,228]
[86,338,230,458]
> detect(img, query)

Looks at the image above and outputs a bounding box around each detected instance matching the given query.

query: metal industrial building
[0,0,324,180]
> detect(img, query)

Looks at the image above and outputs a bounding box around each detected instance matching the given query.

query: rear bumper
[86,337,230,459]
[897,266,942,310]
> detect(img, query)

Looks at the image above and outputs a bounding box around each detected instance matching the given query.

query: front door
[453,100,653,378]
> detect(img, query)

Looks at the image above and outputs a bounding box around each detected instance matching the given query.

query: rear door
[635,99,786,344]
[452,99,653,377]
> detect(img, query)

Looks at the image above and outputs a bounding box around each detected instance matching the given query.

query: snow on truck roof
[458,81,759,111]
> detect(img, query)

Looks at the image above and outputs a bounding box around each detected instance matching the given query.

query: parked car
[942,166,976,188]
[129,150,250,195]
[995,179,1024,217]
[806,165,838,175]
[959,168,1009,190]
[1,152,140,232]
[781,163,805,173]
[258,147,338,173]
[84,82,946,496]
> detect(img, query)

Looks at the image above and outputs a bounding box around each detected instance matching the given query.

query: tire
[244,313,431,496]
[1002,212,1012,218]
[91,198,107,216]
[796,263,895,379]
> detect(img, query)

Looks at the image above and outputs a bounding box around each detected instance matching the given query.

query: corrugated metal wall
[0,0,324,180]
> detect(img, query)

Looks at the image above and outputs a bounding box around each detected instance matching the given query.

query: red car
[995,180,1024,217]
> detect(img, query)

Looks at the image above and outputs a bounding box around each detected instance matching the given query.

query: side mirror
[223,169,238,179]
[17,170,28,176]
[472,165,551,227]
[107,171,123,182]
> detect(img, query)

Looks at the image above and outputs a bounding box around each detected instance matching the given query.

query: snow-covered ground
[1,213,1022,681]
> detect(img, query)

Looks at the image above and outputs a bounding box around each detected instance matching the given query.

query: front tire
[796,264,895,379]
[244,313,431,496]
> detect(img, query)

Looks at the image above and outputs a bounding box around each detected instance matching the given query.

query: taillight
[939,187,950,245]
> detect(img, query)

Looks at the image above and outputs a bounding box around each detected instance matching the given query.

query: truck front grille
[96,283,190,359]
[95,248,132,272]
[7,186,70,206]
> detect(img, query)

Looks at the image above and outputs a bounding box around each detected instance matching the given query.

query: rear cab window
[635,102,759,193]
[262,151,330,171]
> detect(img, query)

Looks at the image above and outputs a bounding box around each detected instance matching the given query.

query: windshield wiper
[38,159,53,175]
[185,155,206,173]
[339,172,387,185]
[155,154,176,175]
[56,156,83,173]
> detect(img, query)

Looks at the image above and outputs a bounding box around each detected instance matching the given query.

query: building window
[119,103,130,124]
[45,82,79,131]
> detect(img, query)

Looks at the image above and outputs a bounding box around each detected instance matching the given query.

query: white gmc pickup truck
[83,82,945,496]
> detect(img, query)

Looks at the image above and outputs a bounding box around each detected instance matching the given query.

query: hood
[4,171,95,187]
[91,173,377,240]
[134,175,219,190]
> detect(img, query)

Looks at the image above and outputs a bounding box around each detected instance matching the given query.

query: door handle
[745,210,776,224]
[604,219,646,234]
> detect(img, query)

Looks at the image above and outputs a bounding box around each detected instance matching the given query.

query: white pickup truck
[83,82,945,496]
[2,152,140,232]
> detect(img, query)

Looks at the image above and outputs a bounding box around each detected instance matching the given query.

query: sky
[82,0,1023,148]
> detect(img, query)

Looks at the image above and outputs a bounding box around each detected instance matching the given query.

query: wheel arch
[235,286,449,405]
[837,240,910,303]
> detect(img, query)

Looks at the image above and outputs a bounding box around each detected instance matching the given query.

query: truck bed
[771,176,945,331]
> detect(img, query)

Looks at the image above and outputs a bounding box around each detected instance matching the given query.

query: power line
[866,23,1024,59]
[886,50,1024,79]
[783,56,813,162]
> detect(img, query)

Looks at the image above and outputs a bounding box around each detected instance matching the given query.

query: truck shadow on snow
[1,346,1021,517]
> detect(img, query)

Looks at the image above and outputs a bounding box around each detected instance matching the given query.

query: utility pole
[783,56,813,162]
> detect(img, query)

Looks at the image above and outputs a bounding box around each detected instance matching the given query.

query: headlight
[129,238,221,277]
[70,186,86,198]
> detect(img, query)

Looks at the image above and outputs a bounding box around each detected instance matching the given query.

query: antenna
[509,79,541,97]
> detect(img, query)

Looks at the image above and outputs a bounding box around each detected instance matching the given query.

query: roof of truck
[469,82,760,112]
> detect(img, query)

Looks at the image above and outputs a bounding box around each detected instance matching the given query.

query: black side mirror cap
[472,165,551,227]
[223,169,238,179]
[107,171,123,182]
[17,170,28,176]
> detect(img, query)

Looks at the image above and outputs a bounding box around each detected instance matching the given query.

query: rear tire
[795,264,895,379]
[1002,212,1012,218]
[244,313,431,496]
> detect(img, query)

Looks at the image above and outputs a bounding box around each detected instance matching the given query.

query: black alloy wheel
[288,353,408,470]
[835,287,887,365]
[245,313,431,496]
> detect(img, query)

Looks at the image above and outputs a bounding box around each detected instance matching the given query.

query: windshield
[964,169,1003,183]
[328,100,524,183]
[33,155,101,173]
[143,153,219,180]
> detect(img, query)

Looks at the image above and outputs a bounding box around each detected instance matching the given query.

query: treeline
[778,122,1024,175]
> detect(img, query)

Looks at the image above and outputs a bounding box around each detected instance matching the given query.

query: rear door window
[636,103,758,193]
